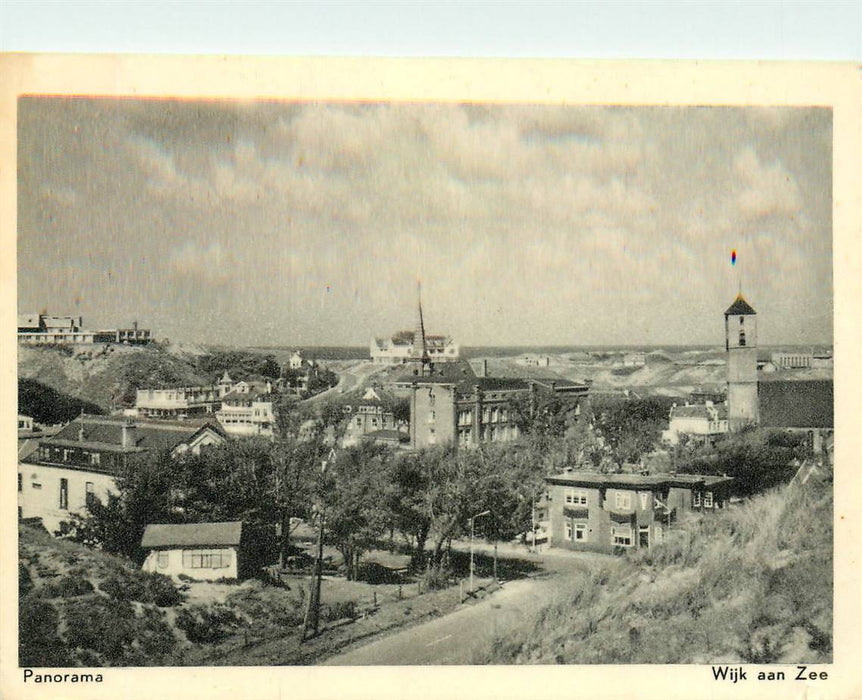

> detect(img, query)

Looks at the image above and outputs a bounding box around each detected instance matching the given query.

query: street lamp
[470,510,491,595]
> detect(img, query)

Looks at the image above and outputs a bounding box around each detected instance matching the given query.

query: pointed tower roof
[724,293,756,316]
[219,371,233,383]
[412,284,428,363]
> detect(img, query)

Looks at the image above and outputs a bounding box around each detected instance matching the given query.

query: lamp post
[301,447,335,642]
[470,510,491,595]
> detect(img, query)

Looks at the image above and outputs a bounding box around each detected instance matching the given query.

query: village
[17,291,834,666]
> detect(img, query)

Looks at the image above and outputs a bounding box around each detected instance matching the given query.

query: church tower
[725,293,759,430]
[411,283,430,375]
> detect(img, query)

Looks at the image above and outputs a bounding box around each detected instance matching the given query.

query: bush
[43,574,95,598]
[63,597,138,663]
[176,604,243,644]
[322,600,358,622]
[19,595,71,667]
[99,568,183,607]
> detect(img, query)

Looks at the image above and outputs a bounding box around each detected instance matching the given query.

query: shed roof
[141,521,243,548]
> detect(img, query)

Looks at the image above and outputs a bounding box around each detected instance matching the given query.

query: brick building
[544,471,733,554]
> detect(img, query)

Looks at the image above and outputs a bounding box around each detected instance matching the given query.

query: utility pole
[301,448,334,642]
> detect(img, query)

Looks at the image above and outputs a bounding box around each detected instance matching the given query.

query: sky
[17,99,832,348]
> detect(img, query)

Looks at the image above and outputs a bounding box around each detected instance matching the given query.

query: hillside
[474,466,833,664]
[18,344,210,411]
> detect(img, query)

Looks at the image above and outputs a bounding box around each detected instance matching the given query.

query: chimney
[121,418,137,448]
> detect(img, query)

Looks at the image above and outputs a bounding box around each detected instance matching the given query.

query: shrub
[19,563,33,597]
[99,568,182,607]
[322,600,358,622]
[19,595,71,667]
[43,574,95,598]
[176,604,243,644]
[63,597,138,663]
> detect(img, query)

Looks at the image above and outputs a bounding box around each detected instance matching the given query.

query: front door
[638,525,649,549]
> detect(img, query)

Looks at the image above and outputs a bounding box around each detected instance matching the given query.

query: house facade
[18,415,227,533]
[662,402,728,445]
[215,382,275,438]
[18,312,151,345]
[135,385,223,418]
[341,387,403,447]
[141,521,243,581]
[544,471,733,555]
[370,331,460,365]
[403,369,590,450]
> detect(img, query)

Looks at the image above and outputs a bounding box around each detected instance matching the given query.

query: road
[303,360,386,404]
[322,549,598,665]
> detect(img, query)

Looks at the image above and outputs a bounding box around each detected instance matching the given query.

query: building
[215,382,275,438]
[544,471,733,554]
[771,352,813,369]
[758,379,834,452]
[622,352,646,367]
[341,387,403,447]
[141,521,244,581]
[18,312,151,345]
[289,351,305,370]
[811,352,834,369]
[688,386,726,405]
[18,415,227,533]
[725,293,759,430]
[371,294,459,366]
[400,363,590,450]
[135,385,223,418]
[662,402,728,445]
[517,355,551,368]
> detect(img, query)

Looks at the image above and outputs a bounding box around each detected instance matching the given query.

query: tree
[320,443,391,580]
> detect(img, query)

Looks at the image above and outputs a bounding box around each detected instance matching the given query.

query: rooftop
[724,293,757,316]
[545,471,733,490]
[40,414,226,455]
[141,521,243,548]
[758,379,834,429]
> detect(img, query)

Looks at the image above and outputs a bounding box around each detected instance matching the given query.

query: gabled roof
[545,471,733,490]
[45,415,226,455]
[141,521,242,548]
[724,294,757,316]
[670,404,728,420]
[758,379,833,429]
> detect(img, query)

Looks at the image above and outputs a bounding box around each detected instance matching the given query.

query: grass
[473,465,833,665]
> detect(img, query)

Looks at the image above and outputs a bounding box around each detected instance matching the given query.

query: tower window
[739,317,744,326]
[739,331,746,347]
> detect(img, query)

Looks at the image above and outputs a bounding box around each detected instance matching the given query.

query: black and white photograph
[2,55,859,700]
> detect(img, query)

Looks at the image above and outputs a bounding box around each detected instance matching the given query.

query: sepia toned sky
[18,98,832,347]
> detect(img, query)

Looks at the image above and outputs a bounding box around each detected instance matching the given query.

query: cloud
[168,241,234,284]
[734,147,802,220]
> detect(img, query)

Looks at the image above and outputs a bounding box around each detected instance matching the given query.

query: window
[614,492,632,510]
[428,428,436,445]
[739,316,744,326]
[574,523,588,541]
[565,522,573,540]
[85,481,96,507]
[18,473,22,492]
[565,490,587,505]
[739,331,746,347]
[89,452,101,466]
[703,491,714,508]
[428,392,436,406]
[157,551,169,568]
[611,527,632,547]
[692,491,702,507]
[639,492,650,510]
[59,478,69,510]
[182,549,231,569]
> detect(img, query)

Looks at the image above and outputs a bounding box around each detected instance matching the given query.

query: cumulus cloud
[734,146,802,220]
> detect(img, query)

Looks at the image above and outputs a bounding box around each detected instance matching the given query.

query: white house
[141,521,243,581]
[18,415,227,534]
[289,351,304,370]
[216,383,275,438]
[662,402,729,446]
